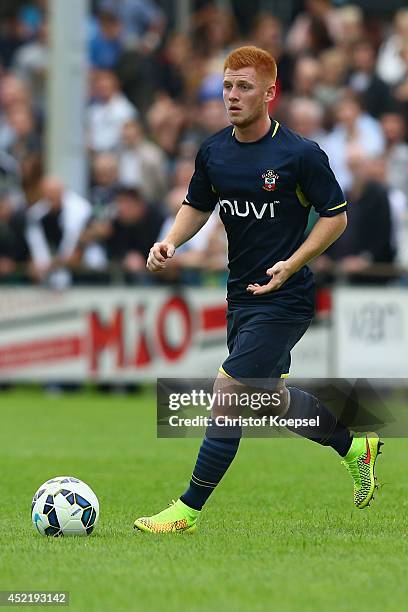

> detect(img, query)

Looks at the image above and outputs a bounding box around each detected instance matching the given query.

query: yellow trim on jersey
[271,120,280,138]
[219,366,233,378]
[327,201,347,212]
[280,373,289,378]
[295,184,311,208]
[232,127,235,136]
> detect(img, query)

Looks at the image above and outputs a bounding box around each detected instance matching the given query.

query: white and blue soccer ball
[31,476,99,537]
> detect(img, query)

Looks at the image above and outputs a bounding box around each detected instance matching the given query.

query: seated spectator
[80,186,162,282]
[116,118,168,204]
[171,157,195,190]
[87,69,137,152]
[26,176,92,288]
[290,56,321,98]
[89,9,123,70]
[0,190,28,281]
[347,40,393,119]
[314,47,348,110]
[179,77,229,154]
[287,97,326,145]
[146,93,186,157]
[380,112,408,201]
[90,152,120,218]
[324,92,385,191]
[316,147,394,284]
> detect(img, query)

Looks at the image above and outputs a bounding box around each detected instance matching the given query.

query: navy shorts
[221,305,311,383]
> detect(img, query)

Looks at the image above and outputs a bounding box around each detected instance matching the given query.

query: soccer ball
[31,476,99,537]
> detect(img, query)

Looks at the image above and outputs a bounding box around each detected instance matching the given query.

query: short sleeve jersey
[186,120,347,320]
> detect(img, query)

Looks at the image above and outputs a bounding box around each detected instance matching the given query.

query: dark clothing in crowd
[327,180,394,266]
[40,209,63,254]
[348,73,395,119]
[105,207,163,262]
[0,210,28,262]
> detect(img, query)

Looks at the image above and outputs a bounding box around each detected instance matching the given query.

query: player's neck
[233,115,272,143]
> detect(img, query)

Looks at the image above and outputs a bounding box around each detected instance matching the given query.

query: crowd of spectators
[0,0,408,291]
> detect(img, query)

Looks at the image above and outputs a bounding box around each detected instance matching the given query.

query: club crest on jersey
[262,169,279,191]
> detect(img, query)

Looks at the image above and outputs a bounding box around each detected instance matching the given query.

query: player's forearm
[165,204,212,248]
[287,213,347,273]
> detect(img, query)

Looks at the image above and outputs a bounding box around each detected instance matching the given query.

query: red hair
[224,45,277,85]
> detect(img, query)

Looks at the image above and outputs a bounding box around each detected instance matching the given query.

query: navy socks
[286,387,353,457]
[180,426,240,511]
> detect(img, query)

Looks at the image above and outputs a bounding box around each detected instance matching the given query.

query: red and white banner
[0,287,332,381]
[0,288,228,381]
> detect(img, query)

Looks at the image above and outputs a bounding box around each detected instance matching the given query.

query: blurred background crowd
[1,0,408,293]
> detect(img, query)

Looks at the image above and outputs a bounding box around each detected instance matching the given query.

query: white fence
[0,287,406,381]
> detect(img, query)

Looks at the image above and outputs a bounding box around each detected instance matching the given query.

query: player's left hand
[247,261,294,295]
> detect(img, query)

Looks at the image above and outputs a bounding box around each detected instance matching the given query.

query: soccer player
[134,46,383,534]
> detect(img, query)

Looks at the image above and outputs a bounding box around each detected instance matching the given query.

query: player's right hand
[146,241,176,272]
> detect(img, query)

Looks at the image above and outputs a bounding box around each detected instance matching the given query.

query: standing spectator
[286,0,340,55]
[324,93,385,191]
[116,118,168,203]
[0,74,31,150]
[154,32,192,101]
[381,112,408,201]
[335,5,364,54]
[392,40,408,123]
[81,187,163,282]
[90,152,120,217]
[89,10,123,70]
[12,19,48,108]
[0,190,28,281]
[87,69,137,152]
[320,147,394,283]
[348,40,393,119]
[0,12,26,68]
[377,8,408,87]
[250,13,291,100]
[365,154,408,267]
[7,105,41,166]
[97,0,165,53]
[0,150,23,207]
[26,176,92,287]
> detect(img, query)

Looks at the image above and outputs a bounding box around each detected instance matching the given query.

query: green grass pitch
[0,387,407,612]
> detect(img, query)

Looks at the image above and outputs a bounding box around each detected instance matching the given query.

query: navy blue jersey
[186,120,346,320]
